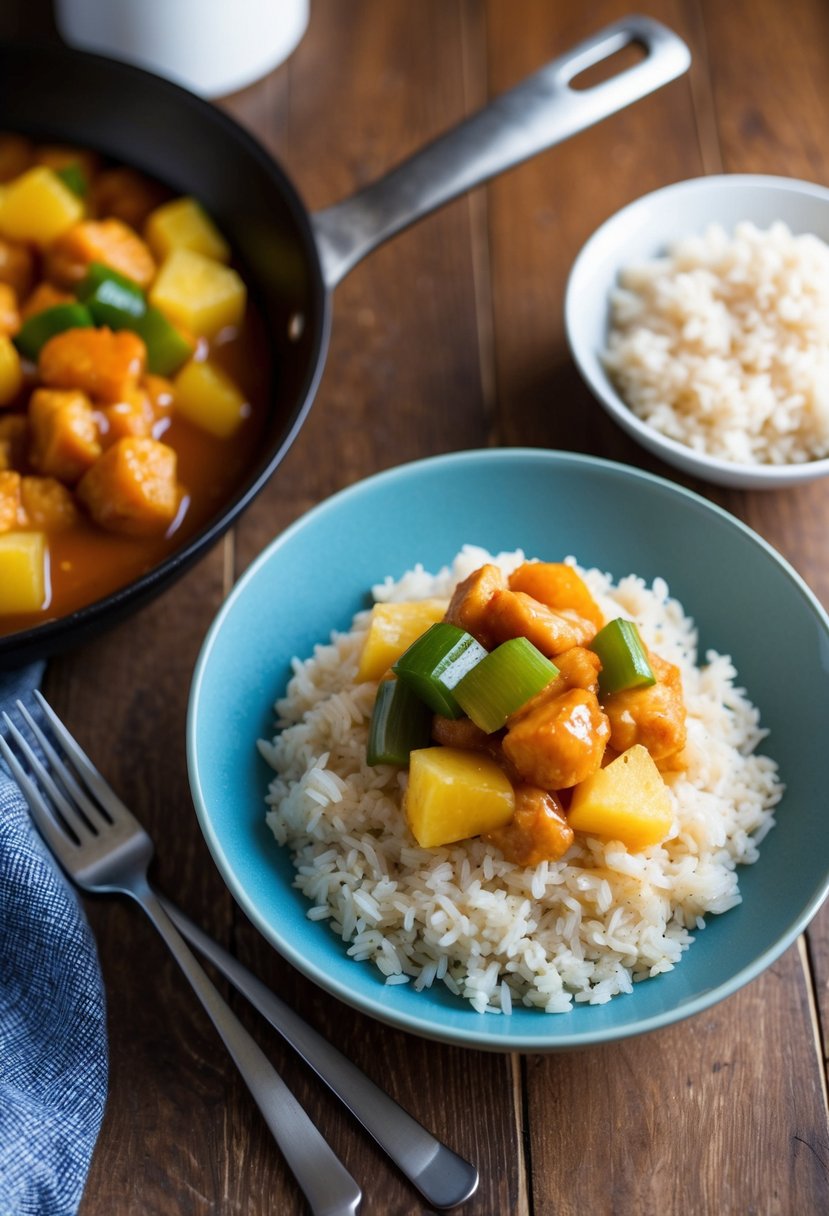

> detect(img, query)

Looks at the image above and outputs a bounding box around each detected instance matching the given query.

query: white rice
[603,221,829,465]
[259,546,783,1014]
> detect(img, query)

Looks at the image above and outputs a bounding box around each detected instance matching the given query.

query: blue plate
[187,449,829,1050]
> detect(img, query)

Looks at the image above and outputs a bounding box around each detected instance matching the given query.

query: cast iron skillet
[0,16,689,667]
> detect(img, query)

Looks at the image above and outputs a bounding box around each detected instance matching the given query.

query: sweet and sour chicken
[0,133,264,629]
[363,560,688,863]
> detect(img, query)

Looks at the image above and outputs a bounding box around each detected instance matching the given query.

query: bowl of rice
[187,448,829,1050]
[565,175,829,488]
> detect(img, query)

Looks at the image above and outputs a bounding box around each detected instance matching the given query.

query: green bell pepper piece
[15,302,95,360]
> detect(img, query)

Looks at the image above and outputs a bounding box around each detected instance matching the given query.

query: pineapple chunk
[172,359,248,438]
[145,197,230,263]
[0,166,84,247]
[0,530,47,613]
[356,599,449,682]
[0,334,22,404]
[568,744,674,850]
[405,746,515,848]
[149,248,246,338]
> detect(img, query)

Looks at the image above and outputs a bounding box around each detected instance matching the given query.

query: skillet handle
[311,15,690,289]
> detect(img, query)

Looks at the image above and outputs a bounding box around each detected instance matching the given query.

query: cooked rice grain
[260,548,782,1013]
[603,221,829,465]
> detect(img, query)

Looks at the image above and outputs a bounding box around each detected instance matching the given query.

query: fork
[0,693,362,1216]
[1,692,479,1211]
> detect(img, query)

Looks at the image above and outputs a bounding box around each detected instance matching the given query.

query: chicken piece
[602,650,687,764]
[29,388,101,483]
[485,784,574,865]
[0,282,19,336]
[100,389,156,444]
[553,646,602,695]
[20,475,79,530]
[0,133,33,182]
[0,413,27,470]
[20,282,74,322]
[39,327,146,403]
[485,589,597,658]
[91,167,169,230]
[77,437,180,536]
[509,561,604,629]
[0,469,23,531]
[0,238,34,300]
[143,374,174,427]
[503,687,610,790]
[45,218,156,289]
[444,563,507,648]
[431,714,489,751]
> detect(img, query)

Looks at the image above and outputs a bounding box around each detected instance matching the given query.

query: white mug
[55,0,309,98]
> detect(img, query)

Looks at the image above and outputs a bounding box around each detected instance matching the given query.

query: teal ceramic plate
[187,449,829,1051]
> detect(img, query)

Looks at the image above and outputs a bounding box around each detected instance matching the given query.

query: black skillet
[0,16,689,667]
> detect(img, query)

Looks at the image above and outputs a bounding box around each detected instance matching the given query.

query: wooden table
[9,1,828,1212]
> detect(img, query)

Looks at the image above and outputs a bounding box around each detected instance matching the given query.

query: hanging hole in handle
[568,38,647,92]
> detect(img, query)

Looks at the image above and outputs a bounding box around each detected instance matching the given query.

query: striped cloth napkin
[0,665,107,1216]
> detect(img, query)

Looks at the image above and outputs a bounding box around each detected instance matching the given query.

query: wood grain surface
[5,1,826,1212]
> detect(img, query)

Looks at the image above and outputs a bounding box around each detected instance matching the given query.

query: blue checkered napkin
[0,666,108,1216]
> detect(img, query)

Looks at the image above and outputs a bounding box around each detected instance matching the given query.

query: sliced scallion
[366,678,433,766]
[590,617,655,697]
[454,637,559,733]
[392,621,487,718]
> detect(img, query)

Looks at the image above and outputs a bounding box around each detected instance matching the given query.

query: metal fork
[0,693,361,1216]
[1,692,479,1211]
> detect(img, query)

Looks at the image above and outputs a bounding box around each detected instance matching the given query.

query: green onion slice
[454,637,559,733]
[15,302,95,360]
[366,678,433,766]
[392,621,487,718]
[590,617,656,697]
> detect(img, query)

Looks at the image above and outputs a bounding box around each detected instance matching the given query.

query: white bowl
[565,175,829,489]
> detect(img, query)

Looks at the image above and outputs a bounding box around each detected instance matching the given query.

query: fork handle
[132,881,362,1216]
[160,898,479,1211]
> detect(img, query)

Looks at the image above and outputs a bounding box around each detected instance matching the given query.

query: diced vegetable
[55,163,88,198]
[356,598,449,682]
[15,304,94,360]
[77,261,145,320]
[366,678,433,766]
[145,196,230,263]
[0,334,22,404]
[405,746,515,848]
[0,530,47,613]
[77,262,194,375]
[508,561,604,629]
[172,359,248,438]
[149,248,246,338]
[0,167,84,246]
[393,622,487,718]
[590,618,655,698]
[454,637,559,733]
[77,437,179,536]
[567,744,674,850]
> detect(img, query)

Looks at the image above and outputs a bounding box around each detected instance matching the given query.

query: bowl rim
[186,447,829,1051]
[564,173,829,487]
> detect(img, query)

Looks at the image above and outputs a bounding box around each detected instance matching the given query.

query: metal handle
[311,15,691,288]
[136,883,362,1216]
[161,898,479,1211]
